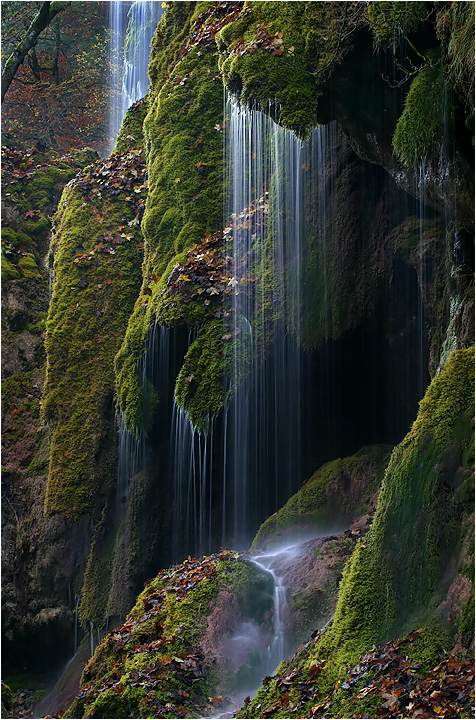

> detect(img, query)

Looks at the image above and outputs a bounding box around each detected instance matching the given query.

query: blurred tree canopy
[1,1,112,154]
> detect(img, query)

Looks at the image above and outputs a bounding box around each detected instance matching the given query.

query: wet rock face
[2,280,48,377]
[252,517,374,652]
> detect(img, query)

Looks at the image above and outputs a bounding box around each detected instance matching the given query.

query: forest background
[1,1,113,155]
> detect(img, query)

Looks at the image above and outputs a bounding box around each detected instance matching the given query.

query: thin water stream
[204,540,313,720]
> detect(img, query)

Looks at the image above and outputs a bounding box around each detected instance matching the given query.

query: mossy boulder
[42,151,146,518]
[252,445,392,551]
[216,1,366,136]
[67,551,274,719]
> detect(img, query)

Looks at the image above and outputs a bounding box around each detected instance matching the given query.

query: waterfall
[115,93,429,565]
[170,404,215,559]
[223,98,305,548]
[108,1,164,151]
[251,553,288,667]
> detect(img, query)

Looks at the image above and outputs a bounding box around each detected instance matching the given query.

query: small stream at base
[251,552,290,669]
[206,541,313,719]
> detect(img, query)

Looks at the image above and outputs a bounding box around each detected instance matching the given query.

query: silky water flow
[108,0,163,151]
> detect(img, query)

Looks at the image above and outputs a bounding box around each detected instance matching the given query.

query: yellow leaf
[174,177,180,183]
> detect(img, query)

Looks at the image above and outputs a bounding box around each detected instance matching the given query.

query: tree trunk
[52,17,61,85]
[27,47,42,83]
[1,1,70,102]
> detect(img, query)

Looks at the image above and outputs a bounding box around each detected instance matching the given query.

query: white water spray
[108,1,164,151]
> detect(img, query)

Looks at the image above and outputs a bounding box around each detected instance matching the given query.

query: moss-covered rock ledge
[252,444,392,551]
[66,550,273,719]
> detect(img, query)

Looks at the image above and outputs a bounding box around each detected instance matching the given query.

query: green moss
[85,686,144,718]
[69,552,271,719]
[115,4,225,434]
[404,618,451,673]
[17,252,40,278]
[1,254,21,281]
[78,505,118,628]
[175,321,224,433]
[1,683,14,714]
[367,2,428,49]
[26,427,51,478]
[114,99,148,154]
[19,214,50,236]
[252,445,391,550]
[42,155,145,518]
[217,2,365,136]
[393,60,448,167]
[459,588,475,634]
[322,347,475,668]
[437,1,474,111]
[2,227,34,250]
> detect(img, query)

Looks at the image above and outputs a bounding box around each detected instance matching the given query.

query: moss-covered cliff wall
[43,150,146,518]
[1,147,104,674]
[115,1,232,434]
[2,1,473,708]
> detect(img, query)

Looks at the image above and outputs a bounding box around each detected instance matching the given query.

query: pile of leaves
[1,146,96,186]
[228,21,289,59]
[238,629,475,719]
[71,149,147,224]
[68,551,242,719]
[186,2,245,51]
[157,209,263,327]
[158,230,226,320]
[319,633,475,719]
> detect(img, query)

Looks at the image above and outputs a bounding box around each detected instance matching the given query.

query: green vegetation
[67,552,273,719]
[237,620,470,719]
[437,1,475,111]
[1,682,14,715]
[175,321,224,433]
[367,2,428,49]
[393,60,448,167]
[325,347,474,665]
[42,153,145,517]
[115,2,225,435]
[252,445,391,550]
[217,2,365,136]
[114,99,148,154]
